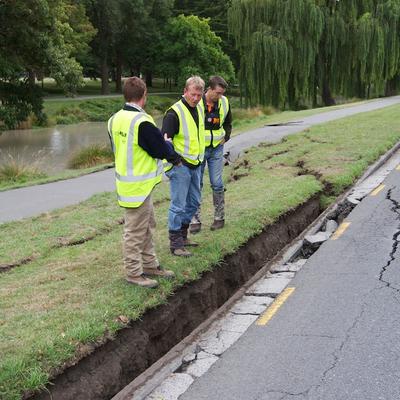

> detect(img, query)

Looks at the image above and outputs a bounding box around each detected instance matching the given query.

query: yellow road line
[396,165,400,171]
[370,184,385,196]
[331,222,351,240]
[256,287,295,326]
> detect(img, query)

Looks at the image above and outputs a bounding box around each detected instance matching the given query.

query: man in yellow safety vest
[108,77,181,288]
[162,76,205,257]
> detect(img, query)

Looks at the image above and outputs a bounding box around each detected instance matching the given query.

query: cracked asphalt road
[179,167,400,399]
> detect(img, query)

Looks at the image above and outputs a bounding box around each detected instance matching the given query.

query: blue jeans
[200,144,224,192]
[166,164,202,231]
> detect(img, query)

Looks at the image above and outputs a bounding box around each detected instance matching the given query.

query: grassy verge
[0,104,399,399]
[41,95,177,127]
[0,164,114,192]
[38,77,179,97]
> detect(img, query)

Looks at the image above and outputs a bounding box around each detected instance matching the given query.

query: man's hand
[164,133,172,143]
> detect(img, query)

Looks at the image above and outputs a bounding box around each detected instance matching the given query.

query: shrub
[0,153,46,183]
[68,145,114,169]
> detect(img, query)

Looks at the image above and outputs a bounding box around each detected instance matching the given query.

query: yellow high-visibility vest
[204,96,229,147]
[108,110,163,208]
[169,99,205,166]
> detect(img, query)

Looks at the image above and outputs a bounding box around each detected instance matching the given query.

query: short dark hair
[209,76,228,90]
[123,77,146,102]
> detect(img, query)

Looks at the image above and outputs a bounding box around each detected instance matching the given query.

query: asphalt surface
[179,167,400,399]
[1,96,400,224]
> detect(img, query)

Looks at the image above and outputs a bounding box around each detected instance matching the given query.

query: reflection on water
[0,117,164,173]
[0,122,108,173]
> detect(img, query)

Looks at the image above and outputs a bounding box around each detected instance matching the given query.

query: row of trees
[2,0,400,129]
[0,0,234,129]
[229,0,400,108]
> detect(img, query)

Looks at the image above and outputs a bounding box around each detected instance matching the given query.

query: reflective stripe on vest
[117,194,147,203]
[108,115,116,154]
[109,110,163,208]
[171,100,205,165]
[204,96,229,147]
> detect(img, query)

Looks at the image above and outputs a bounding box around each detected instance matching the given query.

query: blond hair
[185,76,205,91]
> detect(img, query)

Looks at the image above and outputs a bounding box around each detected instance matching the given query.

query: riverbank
[1,104,399,399]
[0,98,369,192]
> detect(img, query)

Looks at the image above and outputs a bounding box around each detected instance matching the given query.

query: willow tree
[228,0,400,107]
[332,0,400,99]
[228,0,324,107]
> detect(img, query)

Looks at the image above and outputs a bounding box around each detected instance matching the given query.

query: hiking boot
[190,209,202,234]
[181,223,199,247]
[210,219,225,231]
[143,266,175,279]
[183,237,199,247]
[189,222,202,234]
[171,247,192,257]
[126,274,158,288]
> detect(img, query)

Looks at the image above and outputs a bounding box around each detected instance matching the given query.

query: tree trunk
[385,78,397,97]
[27,70,36,88]
[145,71,153,87]
[321,79,336,106]
[100,56,110,95]
[115,53,122,93]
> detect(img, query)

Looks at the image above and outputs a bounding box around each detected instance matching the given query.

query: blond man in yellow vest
[108,77,181,288]
[162,76,205,257]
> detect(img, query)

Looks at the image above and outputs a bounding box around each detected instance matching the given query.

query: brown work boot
[169,230,192,257]
[126,274,158,288]
[181,223,199,247]
[171,247,192,257]
[210,219,225,231]
[143,266,175,279]
[189,222,202,234]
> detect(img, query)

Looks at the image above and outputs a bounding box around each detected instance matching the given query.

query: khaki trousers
[123,195,159,278]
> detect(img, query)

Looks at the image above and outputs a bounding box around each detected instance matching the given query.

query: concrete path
[1,96,399,224]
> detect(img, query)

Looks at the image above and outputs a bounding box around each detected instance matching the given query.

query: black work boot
[169,230,192,257]
[181,223,199,247]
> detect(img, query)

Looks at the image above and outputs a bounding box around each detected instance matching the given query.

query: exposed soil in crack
[54,218,124,247]
[1,218,127,274]
[0,256,37,273]
[29,196,321,400]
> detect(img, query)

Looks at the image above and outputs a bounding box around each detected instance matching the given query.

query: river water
[0,122,109,173]
[0,114,166,174]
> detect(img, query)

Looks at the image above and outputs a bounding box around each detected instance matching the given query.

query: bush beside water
[68,145,114,169]
[0,154,47,183]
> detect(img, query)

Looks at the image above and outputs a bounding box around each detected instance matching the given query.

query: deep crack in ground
[379,187,400,292]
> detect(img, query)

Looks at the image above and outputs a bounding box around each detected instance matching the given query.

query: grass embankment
[42,95,177,127]
[0,104,399,399]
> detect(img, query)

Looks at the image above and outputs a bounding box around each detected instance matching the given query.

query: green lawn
[1,104,399,399]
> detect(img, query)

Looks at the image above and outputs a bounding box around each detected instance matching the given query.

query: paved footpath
[143,150,400,400]
[1,96,399,224]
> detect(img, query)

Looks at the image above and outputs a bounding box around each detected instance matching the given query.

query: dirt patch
[30,196,321,400]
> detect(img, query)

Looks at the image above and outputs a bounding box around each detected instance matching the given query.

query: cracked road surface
[178,167,400,399]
